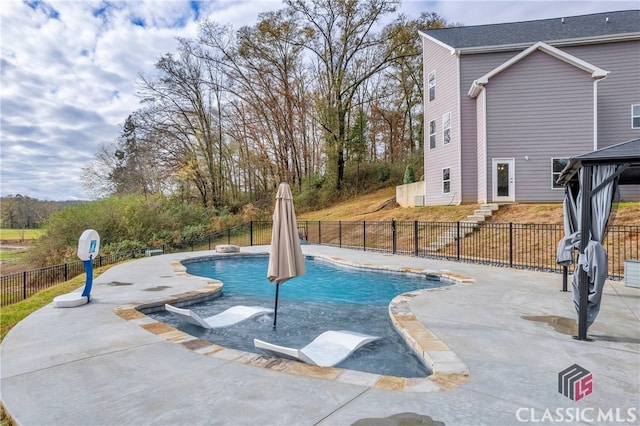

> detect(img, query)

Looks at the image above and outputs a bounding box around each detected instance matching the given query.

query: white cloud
[399,0,639,25]
[0,0,636,200]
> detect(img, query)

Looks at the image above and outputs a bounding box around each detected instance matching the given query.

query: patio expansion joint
[113,252,474,393]
[313,387,371,425]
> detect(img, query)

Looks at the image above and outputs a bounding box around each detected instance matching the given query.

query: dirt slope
[298,187,640,225]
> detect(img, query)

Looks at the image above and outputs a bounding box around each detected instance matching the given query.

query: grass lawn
[0,229,45,241]
[0,250,27,263]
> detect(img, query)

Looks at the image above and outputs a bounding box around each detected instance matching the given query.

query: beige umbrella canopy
[267,182,305,328]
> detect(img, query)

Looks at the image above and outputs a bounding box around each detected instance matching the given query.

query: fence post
[339,221,342,248]
[250,222,254,246]
[414,221,419,257]
[208,235,211,250]
[509,222,513,268]
[363,221,366,251]
[23,271,27,300]
[456,222,461,261]
[227,229,231,244]
[318,222,321,245]
[64,263,68,281]
[392,220,397,254]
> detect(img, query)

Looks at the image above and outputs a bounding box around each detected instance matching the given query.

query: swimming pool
[150,255,448,377]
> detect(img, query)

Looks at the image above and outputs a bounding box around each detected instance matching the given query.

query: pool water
[150,255,447,377]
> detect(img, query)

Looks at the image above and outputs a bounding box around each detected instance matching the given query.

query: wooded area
[82,0,446,209]
[0,195,68,231]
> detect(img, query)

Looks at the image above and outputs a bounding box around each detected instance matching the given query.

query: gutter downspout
[593,79,598,151]
[482,87,488,204]
[456,50,462,205]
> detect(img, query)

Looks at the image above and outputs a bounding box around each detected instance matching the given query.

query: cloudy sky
[1,0,637,201]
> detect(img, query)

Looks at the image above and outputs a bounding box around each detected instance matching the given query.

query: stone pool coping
[113,252,474,393]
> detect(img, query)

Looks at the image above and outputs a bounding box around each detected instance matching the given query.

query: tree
[199,12,316,193]
[82,113,167,198]
[81,2,450,209]
[138,40,230,208]
[381,12,445,154]
[403,164,415,184]
[285,0,416,191]
[0,195,43,239]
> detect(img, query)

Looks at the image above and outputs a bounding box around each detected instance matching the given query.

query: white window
[442,167,451,194]
[429,119,436,149]
[551,158,569,189]
[428,71,436,102]
[442,112,451,145]
[632,104,640,129]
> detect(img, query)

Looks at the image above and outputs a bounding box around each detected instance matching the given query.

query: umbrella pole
[273,283,280,329]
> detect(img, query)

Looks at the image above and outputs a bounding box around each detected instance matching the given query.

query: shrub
[403,165,416,184]
[30,194,213,266]
[377,165,391,182]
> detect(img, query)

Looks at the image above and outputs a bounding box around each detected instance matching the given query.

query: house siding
[422,37,461,205]
[484,50,595,202]
[459,51,518,203]
[563,40,640,147]
[421,24,640,205]
[565,40,640,201]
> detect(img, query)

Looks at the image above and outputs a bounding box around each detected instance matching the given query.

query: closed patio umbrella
[267,182,305,328]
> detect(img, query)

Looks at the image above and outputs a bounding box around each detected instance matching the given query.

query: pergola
[557,138,640,340]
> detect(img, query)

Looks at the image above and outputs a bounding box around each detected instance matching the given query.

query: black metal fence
[289,221,638,278]
[2,221,638,306]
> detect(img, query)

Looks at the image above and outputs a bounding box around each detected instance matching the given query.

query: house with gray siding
[418,10,640,205]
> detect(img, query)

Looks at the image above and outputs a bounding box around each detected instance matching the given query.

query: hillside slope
[297,187,640,225]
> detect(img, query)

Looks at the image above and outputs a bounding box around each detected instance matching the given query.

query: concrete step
[464,215,486,222]
[474,209,493,217]
[481,204,499,211]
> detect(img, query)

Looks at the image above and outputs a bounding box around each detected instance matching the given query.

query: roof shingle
[421,10,640,50]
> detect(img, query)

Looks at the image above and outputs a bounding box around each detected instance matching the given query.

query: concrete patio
[1,245,638,425]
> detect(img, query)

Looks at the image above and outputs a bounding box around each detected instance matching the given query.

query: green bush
[403,165,416,184]
[376,165,391,182]
[29,194,213,266]
[103,239,147,254]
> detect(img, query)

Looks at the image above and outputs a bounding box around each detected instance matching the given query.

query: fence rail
[290,221,637,279]
[2,221,638,306]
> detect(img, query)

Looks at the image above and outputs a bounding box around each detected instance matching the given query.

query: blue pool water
[150,255,447,377]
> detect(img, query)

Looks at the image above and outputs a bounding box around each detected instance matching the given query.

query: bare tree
[138,40,230,208]
[285,0,417,191]
[82,2,449,208]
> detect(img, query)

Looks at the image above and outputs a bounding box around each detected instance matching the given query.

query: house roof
[467,41,608,98]
[557,138,640,185]
[420,10,640,52]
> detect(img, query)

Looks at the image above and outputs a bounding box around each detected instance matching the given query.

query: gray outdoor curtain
[556,184,579,266]
[569,164,618,329]
[590,165,617,243]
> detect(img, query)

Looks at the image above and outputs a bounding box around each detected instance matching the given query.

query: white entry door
[492,158,515,202]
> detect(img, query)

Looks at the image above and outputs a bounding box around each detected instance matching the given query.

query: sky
[1,0,637,201]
